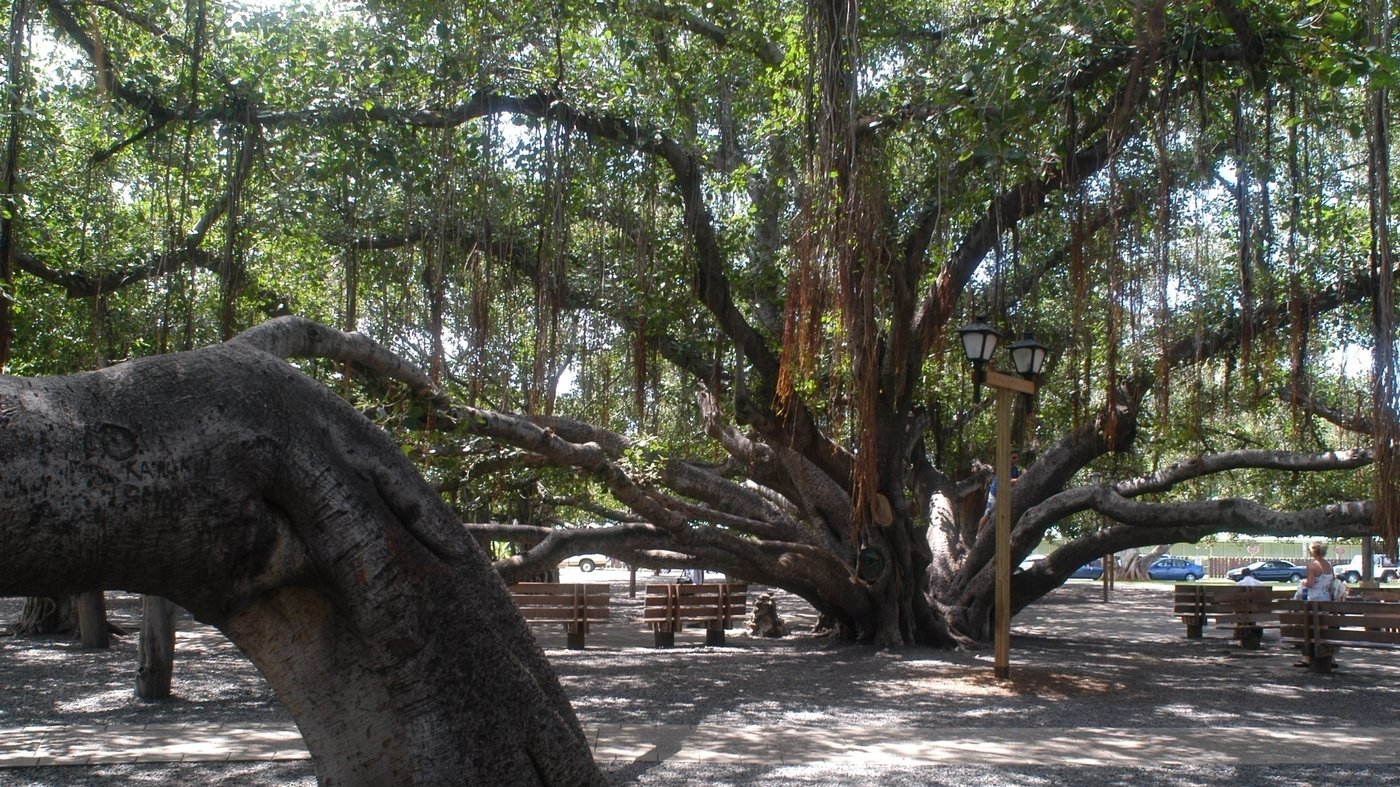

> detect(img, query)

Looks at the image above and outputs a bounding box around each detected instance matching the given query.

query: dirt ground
[5,577,1400,785]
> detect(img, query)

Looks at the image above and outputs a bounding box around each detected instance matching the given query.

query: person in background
[1235,567,1265,586]
[978,450,1022,531]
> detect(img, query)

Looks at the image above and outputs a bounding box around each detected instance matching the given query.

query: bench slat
[516,608,610,620]
[512,597,611,609]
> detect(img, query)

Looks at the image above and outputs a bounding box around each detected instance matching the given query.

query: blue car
[1147,557,1205,581]
[1070,559,1105,580]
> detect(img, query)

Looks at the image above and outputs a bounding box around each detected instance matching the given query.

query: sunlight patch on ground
[1153,703,1208,722]
[958,667,1125,699]
[0,647,74,665]
[779,710,841,724]
[54,689,135,715]
[1170,707,1236,725]
[957,706,1028,720]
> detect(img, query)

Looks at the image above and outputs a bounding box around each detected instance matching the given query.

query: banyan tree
[1,0,1396,656]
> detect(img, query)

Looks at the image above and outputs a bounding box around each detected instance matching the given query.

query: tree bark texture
[0,321,603,786]
[77,590,109,649]
[136,595,175,700]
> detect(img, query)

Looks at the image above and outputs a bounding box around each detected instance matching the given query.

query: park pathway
[8,577,1400,783]
[5,721,1400,768]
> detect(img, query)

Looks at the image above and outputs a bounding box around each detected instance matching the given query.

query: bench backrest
[1279,599,1400,647]
[508,583,611,624]
[1344,587,1400,603]
[643,583,748,628]
[1172,584,1292,615]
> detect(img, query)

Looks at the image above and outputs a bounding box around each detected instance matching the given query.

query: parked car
[1017,554,1048,572]
[1336,555,1400,583]
[1018,554,1104,580]
[562,554,614,572]
[1226,560,1306,583]
[1070,559,1105,580]
[1147,556,1205,581]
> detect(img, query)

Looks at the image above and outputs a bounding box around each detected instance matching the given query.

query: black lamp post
[1007,333,1049,379]
[1008,332,1049,421]
[957,316,1002,399]
[958,318,1050,680]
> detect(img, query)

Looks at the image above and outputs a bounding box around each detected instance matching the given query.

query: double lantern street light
[958,317,1049,680]
[957,316,1049,398]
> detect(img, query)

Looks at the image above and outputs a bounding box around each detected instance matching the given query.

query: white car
[1017,554,1047,572]
[562,554,613,572]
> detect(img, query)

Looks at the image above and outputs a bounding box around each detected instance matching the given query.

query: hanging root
[11,596,65,636]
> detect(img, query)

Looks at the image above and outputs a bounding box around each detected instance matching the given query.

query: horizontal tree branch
[634,1,785,66]
[1017,447,1373,538]
[1278,385,1374,436]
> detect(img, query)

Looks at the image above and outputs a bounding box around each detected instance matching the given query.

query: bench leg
[1184,618,1204,639]
[1303,643,1337,674]
[654,629,675,648]
[1236,626,1263,650]
[566,631,586,650]
[705,623,726,647]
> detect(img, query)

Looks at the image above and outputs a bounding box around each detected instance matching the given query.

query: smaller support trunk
[136,596,177,700]
[77,590,110,649]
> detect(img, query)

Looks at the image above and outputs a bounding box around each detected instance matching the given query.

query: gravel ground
[5,577,1400,785]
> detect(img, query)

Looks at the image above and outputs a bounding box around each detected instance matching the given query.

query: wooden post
[77,591,110,649]
[981,370,1034,681]
[136,595,177,700]
[567,585,586,649]
[654,585,678,648]
[994,386,1013,680]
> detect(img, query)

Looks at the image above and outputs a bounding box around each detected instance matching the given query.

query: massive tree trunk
[0,317,603,786]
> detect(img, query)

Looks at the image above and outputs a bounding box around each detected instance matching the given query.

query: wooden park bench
[508,582,611,650]
[1279,597,1400,673]
[1341,586,1400,603]
[643,582,748,647]
[1173,584,1294,649]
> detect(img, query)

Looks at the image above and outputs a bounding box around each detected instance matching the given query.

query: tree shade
[0,0,1394,646]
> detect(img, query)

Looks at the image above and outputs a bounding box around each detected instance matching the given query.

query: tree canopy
[1,0,1395,646]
